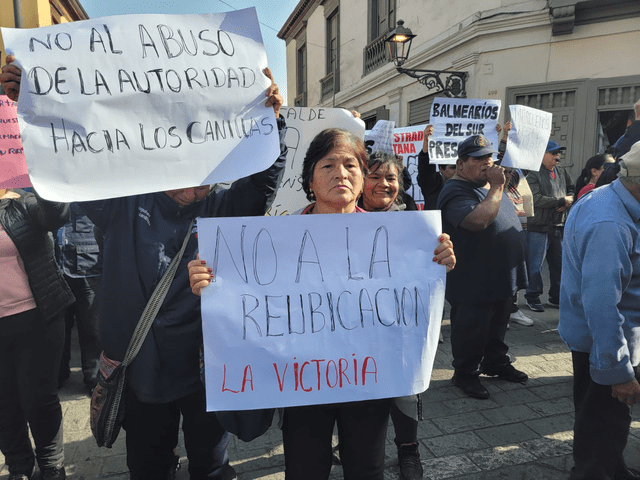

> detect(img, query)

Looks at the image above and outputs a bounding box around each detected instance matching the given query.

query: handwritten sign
[393,124,426,209]
[0,95,31,188]
[267,107,365,216]
[198,211,445,411]
[501,105,552,171]
[428,98,501,164]
[1,9,279,202]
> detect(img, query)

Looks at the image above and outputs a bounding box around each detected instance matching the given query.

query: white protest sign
[266,107,365,216]
[198,211,445,411]
[393,124,426,209]
[428,98,501,165]
[1,9,279,202]
[501,105,552,171]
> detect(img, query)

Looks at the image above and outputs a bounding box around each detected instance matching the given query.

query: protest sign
[501,105,552,171]
[393,124,426,209]
[0,95,31,188]
[428,98,501,164]
[267,107,365,216]
[1,8,279,202]
[198,211,445,411]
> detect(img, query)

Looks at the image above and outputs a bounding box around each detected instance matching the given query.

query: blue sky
[80,0,301,101]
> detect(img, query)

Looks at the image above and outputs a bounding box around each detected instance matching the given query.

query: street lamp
[385,20,468,98]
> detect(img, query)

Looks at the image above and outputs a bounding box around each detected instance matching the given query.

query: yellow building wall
[1,0,88,65]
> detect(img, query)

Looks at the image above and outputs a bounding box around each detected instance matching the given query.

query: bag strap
[121,218,196,367]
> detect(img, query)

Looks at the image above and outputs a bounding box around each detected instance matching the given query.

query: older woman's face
[309,139,364,214]
[363,163,400,211]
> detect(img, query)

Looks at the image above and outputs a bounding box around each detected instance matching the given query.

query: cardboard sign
[428,98,501,164]
[198,211,445,411]
[393,124,426,209]
[1,9,279,202]
[0,95,31,188]
[501,105,552,171]
[266,107,365,216]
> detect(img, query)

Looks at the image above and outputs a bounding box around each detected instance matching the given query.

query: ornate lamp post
[385,20,468,98]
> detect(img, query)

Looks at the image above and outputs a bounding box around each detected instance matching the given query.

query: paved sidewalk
[2,294,639,479]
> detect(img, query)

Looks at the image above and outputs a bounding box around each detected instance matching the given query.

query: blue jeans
[525,228,563,303]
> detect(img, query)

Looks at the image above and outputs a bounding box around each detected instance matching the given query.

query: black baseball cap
[458,135,497,158]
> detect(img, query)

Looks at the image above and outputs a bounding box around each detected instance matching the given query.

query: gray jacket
[526,165,574,232]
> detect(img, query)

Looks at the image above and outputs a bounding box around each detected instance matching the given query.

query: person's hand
[496,123,502,135]
[188,256,214,296]
[0,55,21,102]
[422,124,434,153]
[263,67,283,118]
[433,233,455,273]
[502,120,512,140]
[611,378,640,405]
[351,110,361,119]
[486,164,506,188]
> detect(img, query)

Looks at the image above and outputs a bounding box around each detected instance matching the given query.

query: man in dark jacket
[57,204,103,392]
[525,141,575,312]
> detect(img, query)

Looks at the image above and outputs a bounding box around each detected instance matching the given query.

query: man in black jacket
[524,141,575,312]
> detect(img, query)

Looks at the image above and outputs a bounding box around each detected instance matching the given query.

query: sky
[79,0,301,101]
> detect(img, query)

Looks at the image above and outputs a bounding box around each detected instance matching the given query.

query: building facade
[1,0,88,65]
[278,0,640,178]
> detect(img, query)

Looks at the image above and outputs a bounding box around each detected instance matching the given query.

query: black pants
[60,275,102,386]
[122,387,229,480]
[0,310,65,475]
[570,351,634,480]
[282,399,391,480]
[449,298,511,375]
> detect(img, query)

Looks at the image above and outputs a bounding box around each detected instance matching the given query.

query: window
[326,9,339,76]
[296,43,307,107]
[369,0,395,42]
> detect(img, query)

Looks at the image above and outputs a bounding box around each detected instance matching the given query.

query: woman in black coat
[0,188,74,480]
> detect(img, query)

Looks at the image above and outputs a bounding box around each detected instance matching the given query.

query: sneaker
[547,298,560,308]
[452,373,490,399]
[41,466,66,480]
[480,364,528,384]
[526,299,545,312]
[396,441,423,480]
[510,310,534,326]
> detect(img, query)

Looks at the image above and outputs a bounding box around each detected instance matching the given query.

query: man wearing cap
[524,141,575,313]
[558,140,640,480]
[437,135,529,399]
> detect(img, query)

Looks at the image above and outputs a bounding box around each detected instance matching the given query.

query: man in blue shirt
[559,140,640,480]
[437,135,528,399]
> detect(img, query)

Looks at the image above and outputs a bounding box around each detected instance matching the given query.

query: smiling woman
[360,151,403,212]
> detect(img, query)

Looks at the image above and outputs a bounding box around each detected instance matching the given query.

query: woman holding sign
[189,128,455,479]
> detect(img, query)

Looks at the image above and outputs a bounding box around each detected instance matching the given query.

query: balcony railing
[320,72,334,102]
[363,33,391,77]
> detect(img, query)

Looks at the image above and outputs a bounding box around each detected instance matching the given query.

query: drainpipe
[13,0,23,28]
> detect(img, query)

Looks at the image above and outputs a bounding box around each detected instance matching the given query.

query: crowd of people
[1,48,639,480]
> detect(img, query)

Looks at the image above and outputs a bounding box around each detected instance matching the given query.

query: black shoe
[396,442,423,480]
[614,467,640,480]
[547,298,560,308]
[452,373,490,399]
[41,466,66,480]
[8,470,34,480]
[480,364,529,384]
[526,299,545,312]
